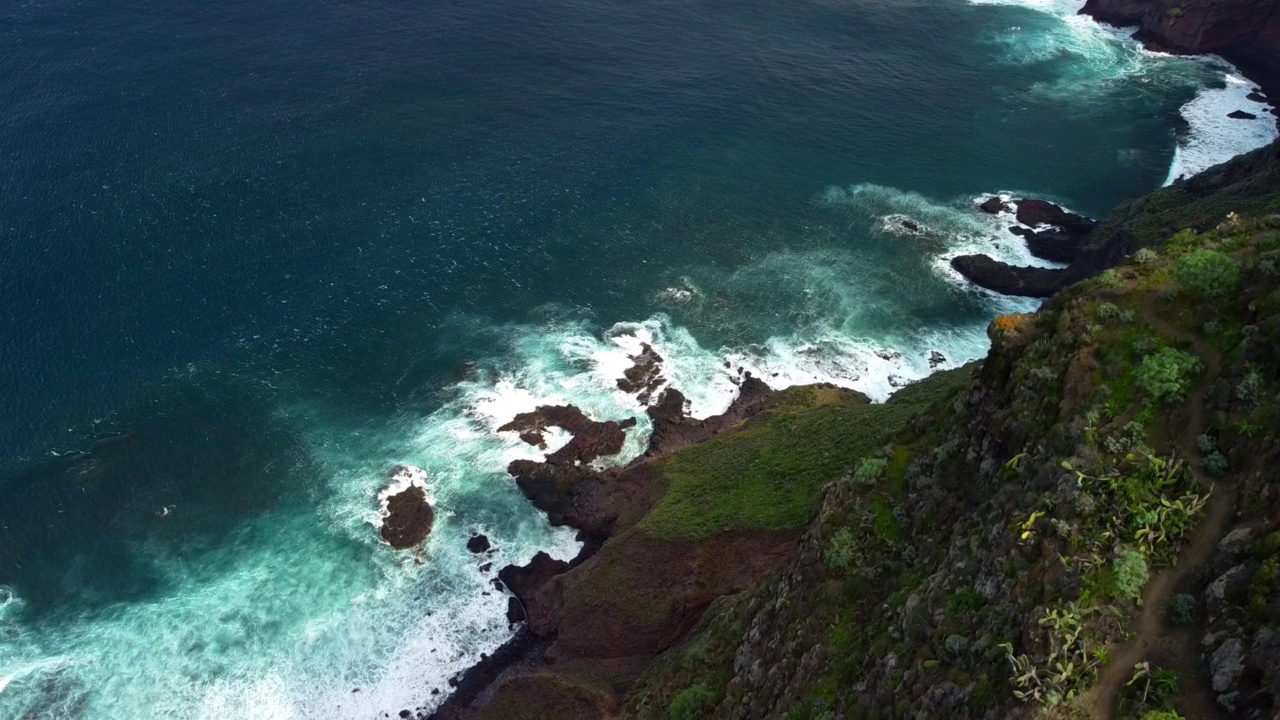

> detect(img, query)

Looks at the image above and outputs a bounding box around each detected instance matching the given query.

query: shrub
[1197,434,1216,453]
[826,528,858,571]
[1138,709,1184,720]
[1114,549,1150,600]
[1174,249,1240,298]
[1135,348,1203,404]
[1099,269,1121,288]
[1235,369,1262,405]
[669,683,715,720]
[1097,302,1122,321]
[945,634,970,655]
[1203,452,1229,476]
[1133,248,1159,265]
[853,457,887,485]
[1166,593,1195,626]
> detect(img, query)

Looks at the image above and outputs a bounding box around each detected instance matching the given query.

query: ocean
[0,0,1272,716]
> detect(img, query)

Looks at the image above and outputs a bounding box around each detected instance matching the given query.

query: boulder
[1228,110,1259,120]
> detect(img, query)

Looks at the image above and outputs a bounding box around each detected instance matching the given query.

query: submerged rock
[1229,109,1259,120]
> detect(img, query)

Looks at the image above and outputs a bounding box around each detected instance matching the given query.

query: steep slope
[623,218,1280,719]
[429,213,1280,719]
[956,138,1280,296]
[1081,0,1280,91]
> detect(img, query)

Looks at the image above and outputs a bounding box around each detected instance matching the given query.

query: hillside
[431,176,1280,720]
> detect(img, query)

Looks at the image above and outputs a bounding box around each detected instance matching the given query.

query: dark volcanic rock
[616,342,664,404]
[499,552,570,609]
[646,373,773,457]
[506,596,526,624]
[979,196,1009,214]
[467,534,491,554]
[1229,109,1259,120]
[950,254,1070,298]
[1081,0,1280,99]
[498,405,636,465]
[1013,198,1096,235]
[929,351,947,369]
[379,482,434,550]
[1023,229,1084,263]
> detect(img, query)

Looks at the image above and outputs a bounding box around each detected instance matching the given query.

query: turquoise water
[0,0,1272,716]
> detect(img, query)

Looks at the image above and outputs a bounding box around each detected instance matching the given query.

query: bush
[1174,249,1240,298]
[853,457,887,485]
[1114,549,1150,600]
[1097,302,1121,320]
[1139,711,1184,720]
[1196,434,1216,453]
[669,683,715,720]
[944,634,969,655]
[1135,348,1203,404]
[1133,248,1159,265]
[1166,593,1195,626]
[826,528,858,571]
[1203,452,1229,476]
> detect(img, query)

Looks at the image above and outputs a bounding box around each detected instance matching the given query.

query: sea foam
[970,0,1278,184]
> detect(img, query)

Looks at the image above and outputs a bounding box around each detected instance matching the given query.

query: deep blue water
[0,0,1261,715]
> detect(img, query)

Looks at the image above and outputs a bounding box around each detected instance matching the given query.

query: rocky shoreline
[945,0,1280,299]
[426,370,788,720]
[1080,0,1280,105]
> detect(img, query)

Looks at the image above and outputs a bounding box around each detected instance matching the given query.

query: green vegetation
[1002,603,1103,706]
[1134,348,1203,404]
[1174,248,1240,298]
[1166,593,1195,626]
[825,528,857,572]
[640,368,972,538]
[1120,662,1181,719]
[1133,247,1159,264]
[668,683,715,720]
[1113,549,1149,600]
[853,457,887,486]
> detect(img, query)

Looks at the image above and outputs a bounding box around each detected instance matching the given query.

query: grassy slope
[641,377,972,540]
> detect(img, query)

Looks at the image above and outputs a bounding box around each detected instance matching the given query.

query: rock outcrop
[616,342,665,405]
[380,483,434,550]
[950,254,1071,297]
[959,139,1280,297]
[1081,0,1280,94]
[645,372,773,456]
[498,405,636,466]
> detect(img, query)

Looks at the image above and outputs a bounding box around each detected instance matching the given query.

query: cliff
[955,138,1280,297]
[1081,0,1280,91]
[430,206,1280,719]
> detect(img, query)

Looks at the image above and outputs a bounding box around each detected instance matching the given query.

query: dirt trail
[1085,293,1234,720]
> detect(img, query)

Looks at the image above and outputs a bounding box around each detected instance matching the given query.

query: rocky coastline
[1080,0,1280,102]
[426,370,791,719]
